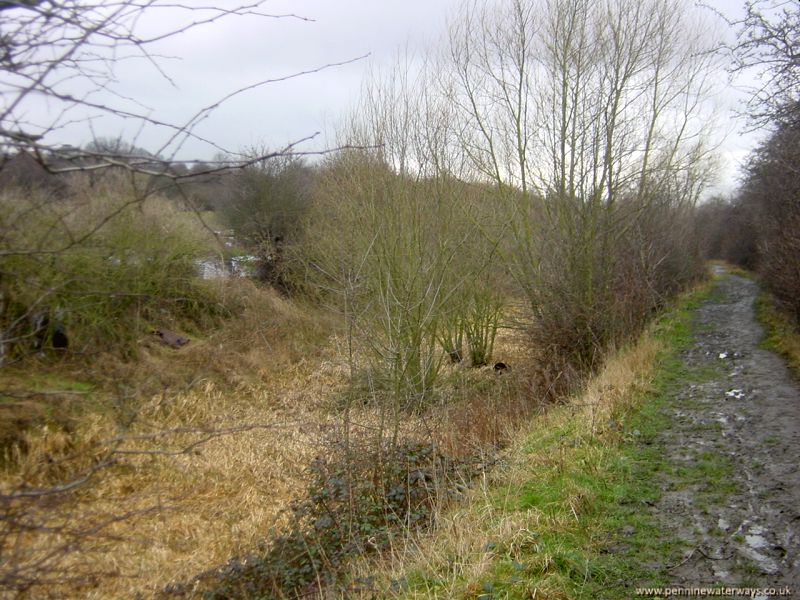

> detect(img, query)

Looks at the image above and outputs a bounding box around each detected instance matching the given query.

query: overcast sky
[71,1,463,159]
[41,0,765,196]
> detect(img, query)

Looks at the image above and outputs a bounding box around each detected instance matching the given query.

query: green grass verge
[756,292,800,378]
[490,290,710,599]
[383,283,720,599]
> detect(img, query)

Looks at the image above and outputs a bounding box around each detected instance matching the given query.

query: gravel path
[650,271,800,596]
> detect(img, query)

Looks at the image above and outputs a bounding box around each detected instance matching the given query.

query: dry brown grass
[426,319,541,459]
[0,281,350,599]
[344,325,663,598]
[0,291,546,599]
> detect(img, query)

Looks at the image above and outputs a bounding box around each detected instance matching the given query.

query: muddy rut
[648,270,800,593]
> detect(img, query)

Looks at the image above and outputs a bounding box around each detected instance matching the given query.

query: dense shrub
[695,197,760,270]
[295,150,506,409]
[0,175,233,361]
[513,189,705,398]
[217,155,313,291]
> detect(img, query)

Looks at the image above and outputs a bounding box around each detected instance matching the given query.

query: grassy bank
[344,282,715,599]
[756,293,800,378]
[0,278,341,599]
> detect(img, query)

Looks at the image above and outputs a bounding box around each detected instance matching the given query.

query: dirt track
[649,270,800,595]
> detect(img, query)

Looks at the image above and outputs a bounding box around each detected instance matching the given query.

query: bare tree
[715,1,800,320]
[1,1,313,166]
[738,111,800,321]
[442,0,720,382]
[729,0,800,127]
[0,0,364,353]
[0,3,365,594]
